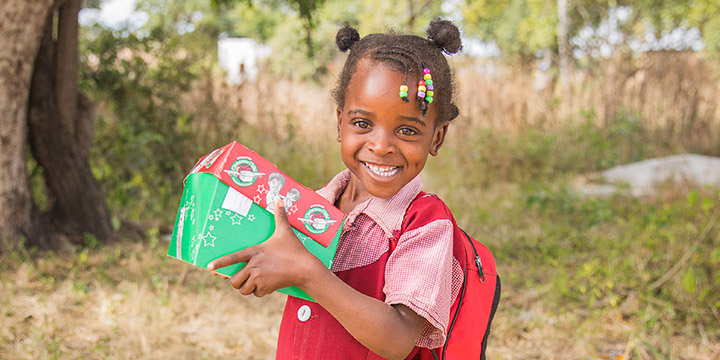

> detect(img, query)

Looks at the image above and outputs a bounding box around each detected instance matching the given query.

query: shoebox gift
[167,141,344,301]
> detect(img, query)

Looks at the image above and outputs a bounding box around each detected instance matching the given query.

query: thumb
[274,199,290,230]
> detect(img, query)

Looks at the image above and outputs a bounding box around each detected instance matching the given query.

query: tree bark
[0,0,56,248]
[28,6,112,241]
[56,0,80,134]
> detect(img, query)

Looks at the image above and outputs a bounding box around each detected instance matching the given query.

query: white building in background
[217,37,271,84]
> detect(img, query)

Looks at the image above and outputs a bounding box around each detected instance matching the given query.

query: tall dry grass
[187,51,720,177]
[452,51,719,142]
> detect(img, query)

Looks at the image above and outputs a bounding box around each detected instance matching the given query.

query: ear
[429,121,449,156]
[336,106,343,142]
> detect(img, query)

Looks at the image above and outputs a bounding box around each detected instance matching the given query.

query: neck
[336,172,372,214]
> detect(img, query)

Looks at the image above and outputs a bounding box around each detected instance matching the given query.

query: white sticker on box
[222,187,253,216]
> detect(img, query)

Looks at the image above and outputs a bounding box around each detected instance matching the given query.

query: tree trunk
[56,0,80,134]
[0,0,112,250]
[28,2,112,242]
[0,0,56,248]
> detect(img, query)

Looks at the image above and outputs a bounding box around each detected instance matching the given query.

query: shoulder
[401,193,455,233]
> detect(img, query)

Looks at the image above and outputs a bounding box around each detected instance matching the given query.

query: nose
[366,128,395,155]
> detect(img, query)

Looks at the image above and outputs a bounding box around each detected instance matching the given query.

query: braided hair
[332,19,462,124]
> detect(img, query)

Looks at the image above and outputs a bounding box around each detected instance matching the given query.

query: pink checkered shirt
[317,170,463,348]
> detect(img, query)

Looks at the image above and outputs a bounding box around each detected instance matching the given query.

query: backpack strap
[399,191,467,359]
[400,192,501,360]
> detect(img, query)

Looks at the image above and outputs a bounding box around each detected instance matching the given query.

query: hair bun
[426,18,462,55]
[336,24,360,52]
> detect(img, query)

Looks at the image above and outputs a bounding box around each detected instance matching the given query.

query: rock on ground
[576,154,720,197]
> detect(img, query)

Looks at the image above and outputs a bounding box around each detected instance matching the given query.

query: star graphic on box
[256,184,267,194]
[248,214,255,222]
[253,195,262,204]
[230,213,243,225]
[213,208,223,220]
[200,232,217,247]
[288,204,299,215]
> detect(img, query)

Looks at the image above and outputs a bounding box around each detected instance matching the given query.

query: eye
[352,120,371,129]
[398,127,418,136]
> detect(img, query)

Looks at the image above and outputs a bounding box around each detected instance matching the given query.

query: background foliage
[4,0,720,358]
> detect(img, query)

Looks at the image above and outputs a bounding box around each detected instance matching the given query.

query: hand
[207,200,323,297]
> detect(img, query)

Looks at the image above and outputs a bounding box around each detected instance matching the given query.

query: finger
[274,199,288,219]
[211,271,230,279]
[230,265,252,290]
[253,287,268,298]
[207,248,254,271]
[274,199,290,233]
[237,274,257,296]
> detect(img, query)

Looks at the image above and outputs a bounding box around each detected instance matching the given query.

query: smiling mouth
[363,162,400,178]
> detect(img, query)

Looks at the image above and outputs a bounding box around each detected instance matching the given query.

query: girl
[208,19,464,360]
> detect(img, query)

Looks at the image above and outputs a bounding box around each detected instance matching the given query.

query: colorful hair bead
[417,67,434,115]
[399,84,409,100]
[399,66,410,102]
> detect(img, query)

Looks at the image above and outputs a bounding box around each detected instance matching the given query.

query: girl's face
[336,58,448,199]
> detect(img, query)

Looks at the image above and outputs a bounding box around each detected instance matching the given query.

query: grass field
[2,177,718,359]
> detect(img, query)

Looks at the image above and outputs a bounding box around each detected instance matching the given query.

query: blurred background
[1,0,719,358]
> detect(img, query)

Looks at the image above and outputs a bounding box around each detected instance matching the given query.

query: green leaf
[701,197,714,213]
[682,269,697,293]
[686,190,699,207]
[711,248,720,263]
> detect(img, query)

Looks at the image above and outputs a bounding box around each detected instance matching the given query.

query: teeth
[364,162,399,177]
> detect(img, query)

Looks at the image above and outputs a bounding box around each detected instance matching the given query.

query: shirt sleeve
[383,217,463,349]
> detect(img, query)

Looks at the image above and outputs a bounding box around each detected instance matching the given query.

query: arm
[207,201,426,360]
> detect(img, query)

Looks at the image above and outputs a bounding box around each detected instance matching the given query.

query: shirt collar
[317,169,423,238]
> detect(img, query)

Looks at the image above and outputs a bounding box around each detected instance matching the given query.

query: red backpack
[402,192,501,360]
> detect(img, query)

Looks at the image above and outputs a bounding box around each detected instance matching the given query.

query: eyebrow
[399,115,427,128]
[347,109,427,128]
